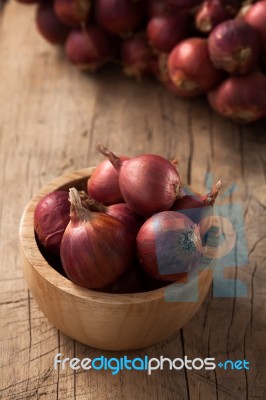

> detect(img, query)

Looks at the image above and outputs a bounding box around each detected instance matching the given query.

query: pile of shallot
[34,145,222,293]
[17,0,266,123]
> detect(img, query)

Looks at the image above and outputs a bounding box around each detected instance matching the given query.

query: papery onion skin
[54,0,91,27]
[87,158,128,205]
[195,0,232,33]
[97,145,181,216]
[208,71,266,123]
[34,191,70,255]
[244,1,266,50]
[83,196,144,237]
[147,13,188,53]
[95,0,144,36]
[172,180,222,223]
[61,188,133,289]
[168,38,224,97]
[65,26,116,70]
[106,203,144,236]
[151,53,183,96]
[208,19,260,75]
[137,211,203,281]
[118,155,181,216]
[36,2,70,45]
[121,35,153,80]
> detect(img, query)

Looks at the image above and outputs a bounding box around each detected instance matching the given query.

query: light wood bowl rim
[19,167,212,306]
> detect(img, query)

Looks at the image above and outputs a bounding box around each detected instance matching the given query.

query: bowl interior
[20,168,213,306]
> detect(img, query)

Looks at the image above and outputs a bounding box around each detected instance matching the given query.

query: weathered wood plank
[0,2,266,400]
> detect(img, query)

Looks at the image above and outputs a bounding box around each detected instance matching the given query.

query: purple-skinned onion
[147,13,189,53]
[87,157,128,205]
[34,191,70,255]
[54,0,91,27]
[208,19,261,75]
[172,180,222,223]
[208,70,266,123]
[95,0,144,36]
[85,198,144,237]
[60,188,133,289]
[137,211,203,281]
[97,144,182,216]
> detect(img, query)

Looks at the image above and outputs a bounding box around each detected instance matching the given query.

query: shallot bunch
[17,0,266,123]
[34,147,222,293]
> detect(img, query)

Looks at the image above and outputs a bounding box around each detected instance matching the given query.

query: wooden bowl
[19,168,213,351]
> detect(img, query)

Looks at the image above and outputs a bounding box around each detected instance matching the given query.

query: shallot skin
[87,158,127,205]
[208,71,266,123]
[61,199,134,290]
[54,0,91,27]
[244,1,266,50]
[147,13,188,53]
[107,203,144,237]
[34,191,70,255]
[65,26,116,71]
[172,180,222,223]
[195,0,232,33]
[168,38,223,97]
[137,211,203,281]
[36,2,70,45]
[95,0,144,36]
[208,20,260,75]
[118,154,181,216]
[121,35,153,80]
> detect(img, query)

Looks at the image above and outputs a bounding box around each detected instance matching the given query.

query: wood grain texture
[0,1,266,399]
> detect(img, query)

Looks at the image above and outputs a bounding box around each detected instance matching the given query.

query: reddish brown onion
[84,197,144,237]
[147,13,188,53]
[121,35,153,80]
[65,26,116,70]
[244,1,266,50]
[34,191,70,255]
[61,188,133,289]
[95,0,144,36]
[87,158,128,205]
[195,0,232,33]
[97,144,181,216]
[168,38,223,97]
[151,53,183,96]
[208,71,266,123]
[172,180,222,223]
[137,211,202,281]
[54,0,91,27]
[208,19,260,75]
[36,2,70,45]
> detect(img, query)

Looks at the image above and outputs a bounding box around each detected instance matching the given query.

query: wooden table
[1,2,266,399]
